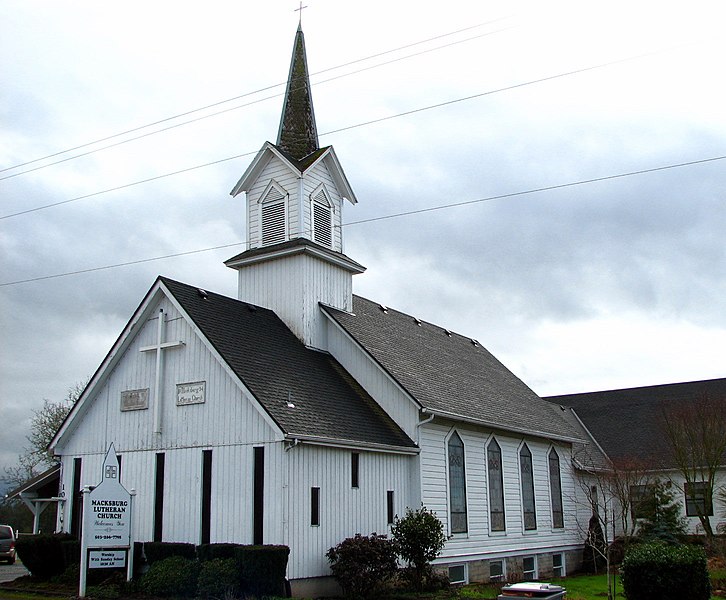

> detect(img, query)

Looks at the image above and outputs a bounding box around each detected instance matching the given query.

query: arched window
[549,448,564,528]
[311,187,333,247]
[488,438,505,532]
[447,431,467,533]
[520,444,536,530]
[260,182,287,246]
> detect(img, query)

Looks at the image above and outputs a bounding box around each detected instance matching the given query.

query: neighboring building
[547,378,726,537]
[48,25,586,595]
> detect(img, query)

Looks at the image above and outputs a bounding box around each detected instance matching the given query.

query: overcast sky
[2,0,725,482]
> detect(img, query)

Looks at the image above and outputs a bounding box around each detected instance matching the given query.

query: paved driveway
[0,561,29,583]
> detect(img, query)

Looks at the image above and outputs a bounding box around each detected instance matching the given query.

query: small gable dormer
[226,25,364,350]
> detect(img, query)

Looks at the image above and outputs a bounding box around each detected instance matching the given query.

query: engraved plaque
[120,388,149,411]
[176,381,206,406]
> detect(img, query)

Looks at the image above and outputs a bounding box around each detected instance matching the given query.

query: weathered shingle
[324,296,580,442]
[162,278,415,450]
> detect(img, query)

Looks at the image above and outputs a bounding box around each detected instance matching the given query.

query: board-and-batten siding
[284,444,414,580]
[236,254,353,350]
[420,422,582,562]
[247,157,300,248]
[325,323,420,440]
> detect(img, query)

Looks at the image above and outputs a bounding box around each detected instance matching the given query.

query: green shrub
[142,541,196,565]
[326,534,398,599]
[196,542,240,562]
[197,557,239,598]
[391,506,446,591]
[233,545,290,598]
[15,533,76,580]
[621,541,711,600]
[140,555,199,597]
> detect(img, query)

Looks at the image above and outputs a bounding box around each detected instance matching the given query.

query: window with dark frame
[253,447,265,544]
[488,439,505,532]
[351,452,359,489]
[201,450,212,544]
[629,484,655,520]
[311,487,320,526]
[685,481,713,517]
[549,448,564,528]
[448,431,468,533]
[387,490,395,525]
[153,453,165,542]
[520,444,537,530]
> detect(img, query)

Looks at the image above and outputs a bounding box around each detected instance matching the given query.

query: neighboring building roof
[162,278,416,452]
[276,24,319,161]
[323,296,581,443]
[546,378,726,468]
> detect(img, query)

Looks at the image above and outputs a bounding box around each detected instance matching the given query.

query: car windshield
[0,526,12,539]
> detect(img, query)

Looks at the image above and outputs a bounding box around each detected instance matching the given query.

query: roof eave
[285,434,419,455]
[230,142,302,197]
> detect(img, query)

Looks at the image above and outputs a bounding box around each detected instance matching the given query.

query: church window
[351,453,359,488]
[487,439,505,532]
[448,564,467,584]
[311,487,320,526]
[260,183,287,245]
[520,444,537,530]
[552,553,565,577]
[685,481,712,517]
[69,457,83,538]
[489,559,505,582]
[253,447,265,544]
[311,187,333,247]
[522,555,538,581]
[387,490,395,525]
[201,450,212,544]
[549,449,564,528]
[447,431,467,534]
[153,453,165,542]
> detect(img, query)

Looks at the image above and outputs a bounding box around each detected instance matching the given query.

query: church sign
[120,388,149,411]
[80,444,135,597]
[176,381,206,406]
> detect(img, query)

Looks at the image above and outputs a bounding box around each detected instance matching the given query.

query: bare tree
[1,380,86,488]
[661,392,726,540]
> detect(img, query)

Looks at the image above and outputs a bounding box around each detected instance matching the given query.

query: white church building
[50,25,586,595]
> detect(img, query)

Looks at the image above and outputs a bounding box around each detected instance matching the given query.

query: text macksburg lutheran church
[50,26,585,596]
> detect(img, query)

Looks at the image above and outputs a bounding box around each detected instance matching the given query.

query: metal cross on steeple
[294,2,308,25]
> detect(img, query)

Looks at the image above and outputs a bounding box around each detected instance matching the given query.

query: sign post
[79,444,134,598]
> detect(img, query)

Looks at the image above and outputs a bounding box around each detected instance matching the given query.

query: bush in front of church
[196,557,239,598]
[326,533,398,599]
[15,533,76,580]
[139,555,199,597]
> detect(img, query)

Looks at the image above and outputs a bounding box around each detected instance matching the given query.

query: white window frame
[522,555,538,581]
[486,436,506,535]
[519,442,537,532]
[445,429,468,536]
[552,552,565,577]
[489,559,506,582]
[309,183,334,247]
[447,563,468,585]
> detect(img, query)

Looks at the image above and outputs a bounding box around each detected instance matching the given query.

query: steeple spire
[276,25,319,160]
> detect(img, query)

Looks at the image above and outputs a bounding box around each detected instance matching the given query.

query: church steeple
[276,24,319,160]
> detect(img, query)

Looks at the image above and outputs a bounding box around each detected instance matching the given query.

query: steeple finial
[276,25,319,160]
[294,2,308,26]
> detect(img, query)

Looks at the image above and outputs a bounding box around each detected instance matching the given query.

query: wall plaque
[176,381,206,406]
[120,388,149,411]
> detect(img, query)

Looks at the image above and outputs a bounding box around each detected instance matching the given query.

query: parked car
[0,525,16,564]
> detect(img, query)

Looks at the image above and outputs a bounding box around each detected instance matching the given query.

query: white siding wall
[420,421,582,563]
[284,444,415,580]
[236,254,353,349]
[303,161,343,252]
[326,324,420,440]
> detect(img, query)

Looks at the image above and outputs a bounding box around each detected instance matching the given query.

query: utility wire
[0,19,508,177]
[2,153,723,288]
[0,48,659,221]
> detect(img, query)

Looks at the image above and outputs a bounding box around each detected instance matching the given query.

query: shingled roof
[323,296,581,443]
[162,278,416,452]
[546,378,726,468]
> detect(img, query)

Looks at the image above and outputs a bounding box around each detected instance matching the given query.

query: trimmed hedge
[621,541,711,600]
[15,533,76,580]
[196,542,239,562]
[140,555,199,597]
[197,557,239,598]
[142,541,196,565]
[234,544,290,598]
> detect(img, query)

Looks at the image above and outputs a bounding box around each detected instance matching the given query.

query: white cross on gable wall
[140,308,184,434]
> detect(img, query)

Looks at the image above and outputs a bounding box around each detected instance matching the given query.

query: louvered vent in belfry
[313,198,332,247]
[261,200,286,245]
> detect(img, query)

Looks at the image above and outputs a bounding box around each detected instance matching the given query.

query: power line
[0,49,656,221]
[2,153,723,288]
[0,19,508,177]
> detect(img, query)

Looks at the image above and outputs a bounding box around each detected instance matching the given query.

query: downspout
[416,410,435,445]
